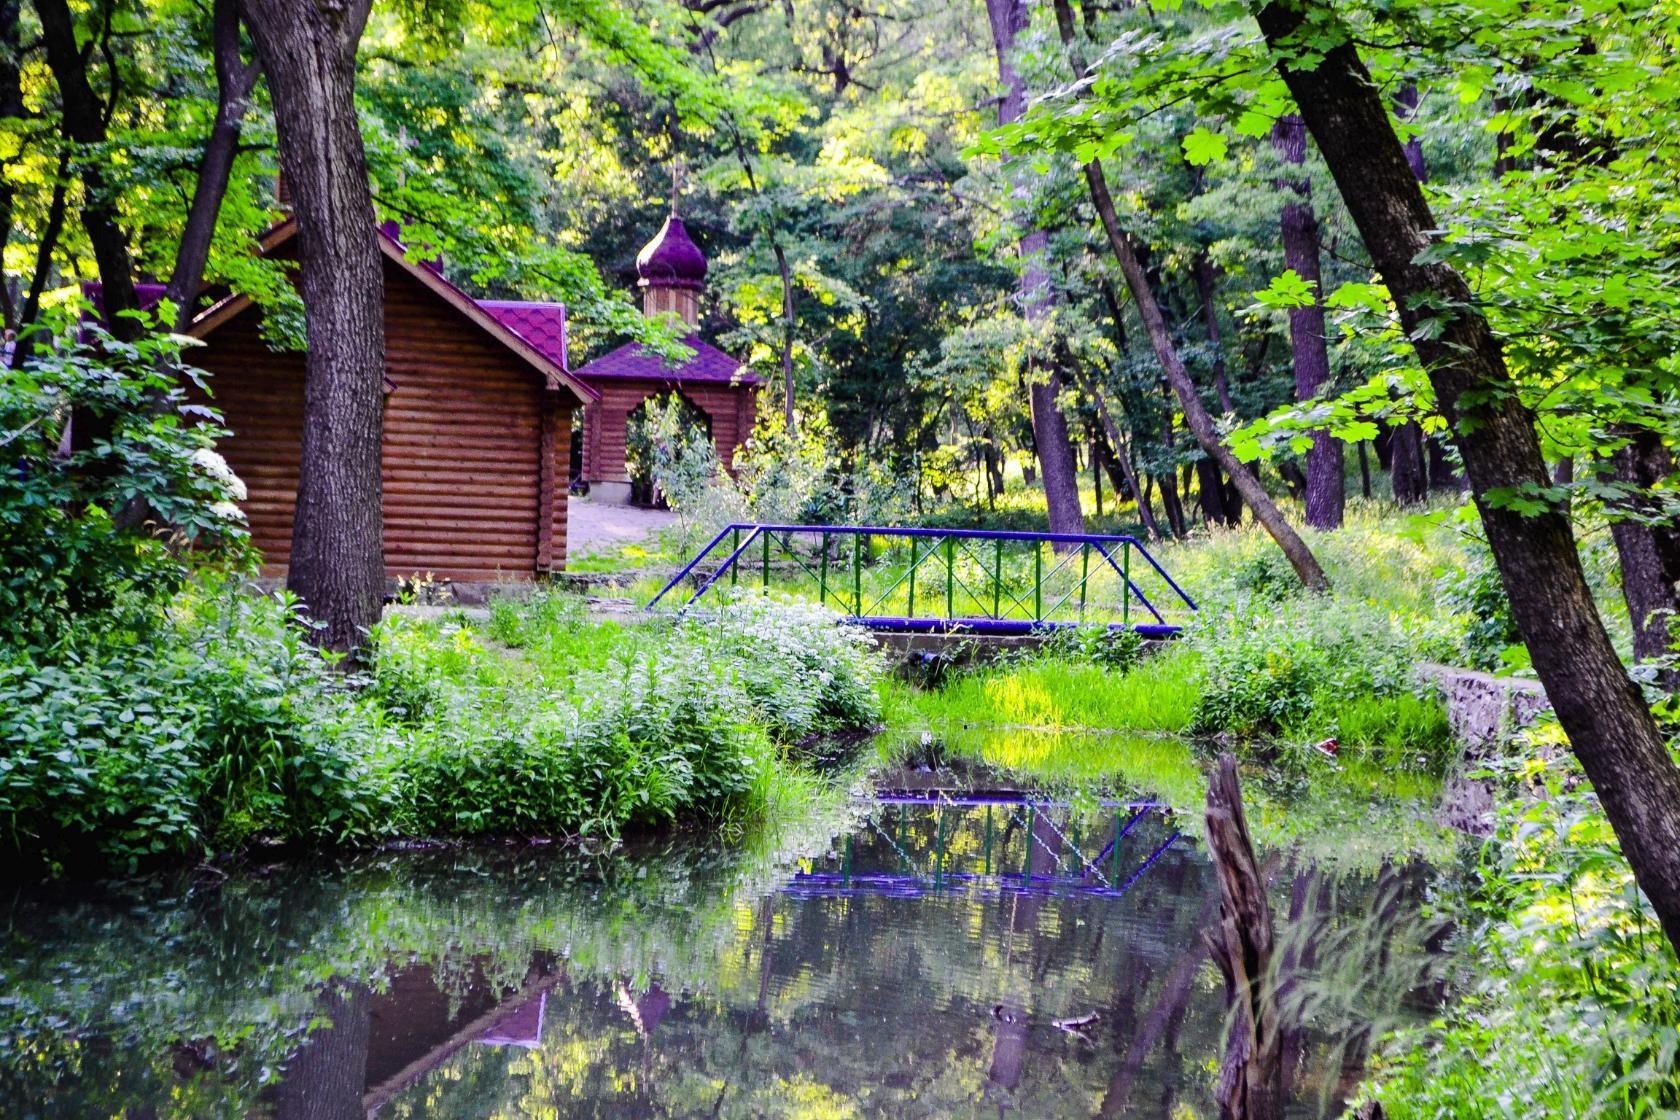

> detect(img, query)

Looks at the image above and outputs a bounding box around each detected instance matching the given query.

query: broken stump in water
[1204,753,1284,1120]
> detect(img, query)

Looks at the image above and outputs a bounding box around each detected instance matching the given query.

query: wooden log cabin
[184,218,597,585]
[569,213,761,504]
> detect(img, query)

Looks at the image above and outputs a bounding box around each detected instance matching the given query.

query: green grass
[883,647,1201,736]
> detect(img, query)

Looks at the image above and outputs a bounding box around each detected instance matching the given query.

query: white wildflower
[191,447,247,501]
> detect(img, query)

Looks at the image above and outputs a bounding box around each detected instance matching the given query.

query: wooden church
[180,209,759,587]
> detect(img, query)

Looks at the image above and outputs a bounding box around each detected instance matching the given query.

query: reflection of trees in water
[3,794,1445,1119]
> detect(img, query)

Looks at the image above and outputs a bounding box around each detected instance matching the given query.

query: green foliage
[0,581,397,875]
[0,316,249,649]
[1436,545,1524,673]
[1361,725,1680,1118]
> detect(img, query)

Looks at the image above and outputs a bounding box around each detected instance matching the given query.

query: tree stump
[1204,753,1284,1120]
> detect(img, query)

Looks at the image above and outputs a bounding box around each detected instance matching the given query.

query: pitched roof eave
[185,217,599,406]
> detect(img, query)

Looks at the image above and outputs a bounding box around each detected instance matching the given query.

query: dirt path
[567,498,676,557]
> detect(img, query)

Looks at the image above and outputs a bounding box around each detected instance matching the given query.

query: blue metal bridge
[647,523,1198,637]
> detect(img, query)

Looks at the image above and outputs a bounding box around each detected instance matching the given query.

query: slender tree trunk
[35,0,141,340]
[1607,431,1680,690]
[1073,364,1163,541]
[1271,113,1343,528]
[163,0,261,330]
[772,241,797,429]
[1054,0,1326,588]
[1086,164,1327,588]
[0,0,21,332]
[1389,422,1428,504]
[986,0,1085,537]
[10,154,69,367]
[243,0,386,655]
[1357,440,1372,498]
[1257,0,1680,953]
[1192,253,1237,412]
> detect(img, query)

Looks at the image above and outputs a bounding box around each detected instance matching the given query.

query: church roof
[570,335,761,386]
[479,301,568,371]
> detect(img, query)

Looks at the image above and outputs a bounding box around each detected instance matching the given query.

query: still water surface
[2,758,1435,1118]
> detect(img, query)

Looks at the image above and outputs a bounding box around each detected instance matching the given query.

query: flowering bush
[673,592,884,742]
[0,313,250,650]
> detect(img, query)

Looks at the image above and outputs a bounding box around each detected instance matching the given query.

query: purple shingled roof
[570,335,761,385]
[480,301,568,371]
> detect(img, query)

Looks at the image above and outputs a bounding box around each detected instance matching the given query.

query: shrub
[0,315,249,651]
[1437,544,1524,671]
[672,593,883,741]
[1185,597,1435,748]
[0,582,397,874]
[1360,726,1680,1117]
[394,654,776,840]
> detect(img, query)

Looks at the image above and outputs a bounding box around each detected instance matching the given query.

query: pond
[1,743,1445,1118]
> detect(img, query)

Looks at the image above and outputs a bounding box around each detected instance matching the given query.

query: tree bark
[986,0,1085,537]
[1257,0,1680,953]
[163,0,262,331]
[1389,422,1427,504]
[35,0,142,340]
[1270,113,1343,529]
[1205,755,1284,1120]
[274,983,371,1120]
[243,0,386,655]
[1607,431,1679,690]
[1073,364,1163,541]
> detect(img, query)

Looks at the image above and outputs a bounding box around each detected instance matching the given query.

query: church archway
[624,391,714,508]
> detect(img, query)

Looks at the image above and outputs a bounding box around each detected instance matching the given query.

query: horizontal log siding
[580,378,754,485]
[192,258,566,581]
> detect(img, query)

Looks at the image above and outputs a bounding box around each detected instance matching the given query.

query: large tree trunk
[986,0,1085,537]
[274,984,371,1120]
[164,0,261,331]
[1257,0,1680,953]
[1054,0,1326,587]
[244,0,386,655]
[1270,113,1343,529]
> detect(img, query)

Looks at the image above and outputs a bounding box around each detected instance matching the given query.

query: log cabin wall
[581,378,755,486]
[193,256,567,582]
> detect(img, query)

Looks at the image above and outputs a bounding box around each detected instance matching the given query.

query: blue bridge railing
[646,523,1197,636]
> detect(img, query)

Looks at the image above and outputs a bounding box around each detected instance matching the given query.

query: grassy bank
[0,582,881,876]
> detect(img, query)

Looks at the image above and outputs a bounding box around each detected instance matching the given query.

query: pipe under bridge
[647,523,1197,636]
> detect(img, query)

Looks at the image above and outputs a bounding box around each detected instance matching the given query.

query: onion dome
[635,216,707,292]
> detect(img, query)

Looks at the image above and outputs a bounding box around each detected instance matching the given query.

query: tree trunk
[1198,458,1236,527]
[1607,432,1680,690]
[986,0,1085,537]
[772,240,798,430]
[274,984,371,1120]
[243,0,386,656]
[1192,252,1237,412]
[1205,755,1284,1120]
[1053,0,1327,587]
[1087,162,1327,588]
[1389,421,1428,504]
[163,0,261,330]
[1357,440,1372,498]
[35,0,141,340]
[1271,113,1343,529]
[0,0,21,332]
[1073,365,1162,540]
[1257,0,1680,954]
